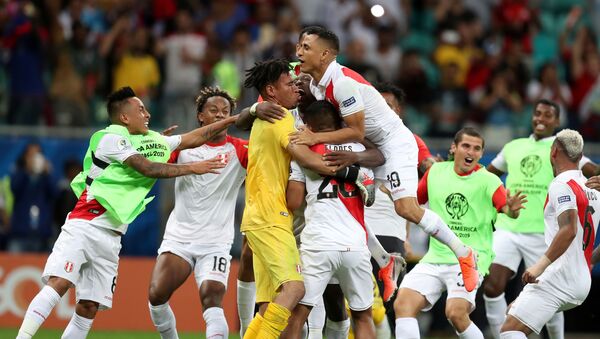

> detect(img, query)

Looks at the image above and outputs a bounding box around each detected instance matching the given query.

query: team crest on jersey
[520,154,542,177]
[64,261,74,273]
[445,193,469,220]
[342,96,356,107]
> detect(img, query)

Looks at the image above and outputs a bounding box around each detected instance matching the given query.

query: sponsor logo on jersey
[520,154,542,177]
[64,261,74,273]
[445,193,469,220]
[558,195,571,204]
[341,96,356,107]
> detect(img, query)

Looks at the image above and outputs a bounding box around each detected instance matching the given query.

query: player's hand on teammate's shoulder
[257,101,286,123]
[189,156,227,175]
[586,175,600,191]
[289,126,318,146]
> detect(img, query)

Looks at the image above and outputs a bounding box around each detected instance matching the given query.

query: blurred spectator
[367,24,402,82]
[430,62,470,136]
[8,142,56,252]
[202,38,240,99]
[322,0,358,46]
[4,1,48,125]
[225,24,260,107]
[476,68,524,140]
[343,38,382,84]
[253,0,277,57]
[101,18,160,104]
[569,26,600,118]
[206,0,250,43]
[526,62,571,125]
[53,158,81,237]
[157,9,207,131]
[345,0,379,55]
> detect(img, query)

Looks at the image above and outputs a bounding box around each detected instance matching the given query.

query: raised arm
[235,101,287,130]
[178,116,238,150]
[500,189,527,219]
[124,154,225,178]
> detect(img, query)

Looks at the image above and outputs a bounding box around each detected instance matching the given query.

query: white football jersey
[365,187,407,240]
[297,143,369,251]
[310,60,404,145]
[541,169,600,303]
[69,133,181,234]
[164,136,248,245]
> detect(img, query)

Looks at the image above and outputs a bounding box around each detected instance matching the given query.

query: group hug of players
[15,26,600,339]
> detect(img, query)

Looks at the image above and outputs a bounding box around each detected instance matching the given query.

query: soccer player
[147,87,246,339]
[241,59,373,339]
[284,100,377,338]
[293,26,479,293]
[483,99,597,339]
[395,127,526,339]
[16,86,237,339]
[500,129,600,339]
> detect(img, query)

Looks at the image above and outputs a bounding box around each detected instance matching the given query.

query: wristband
[249,102,259,117]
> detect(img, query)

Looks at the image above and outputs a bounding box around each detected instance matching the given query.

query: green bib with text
[495,137,554,233]
[421,162,502,275]
[71,125,171,226]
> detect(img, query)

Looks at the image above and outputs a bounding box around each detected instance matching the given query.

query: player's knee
[282,280,305,303]
[76,300,99,319]
[393,198,422,223]
[350,308,372,323]
[200,283,226,309]
[148,283,169,306]
[445,307,469,329]
[393,291,418,317]
[483,277,505,298]
[46,276,72,297]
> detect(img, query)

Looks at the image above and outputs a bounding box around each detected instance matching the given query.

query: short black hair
[195,87,236,114]
[299,25,324,41]
[107,86,136,120]
[374,82,406,106]
[534,98,560,119]
[303,100,342,132]
[454,127,485,148]
[301,26,340,53]
[244,59,292,94]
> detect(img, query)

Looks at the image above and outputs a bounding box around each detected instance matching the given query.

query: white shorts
[492,229,546,274]
[300,249,373,311]
[43,220,122,310]
[508,281,581,334]
[400,263,482,312]
[374,126,419,201]
[158,239,232,288]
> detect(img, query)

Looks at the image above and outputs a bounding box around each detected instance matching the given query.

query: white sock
[484,293,507,339]
[546,311,564,339]
[149,302,178,339]
[204,307,228,339]
[17,285,62,339]
[236,280,255,337]
[457,322,484,339]
[500,330,527,339]
[395,317,420,339]
[325,318,350,339]
[308,298,325,338]
[61,312,93,338]
[366,223,390,267]
[375,317,392,339]
[418,209,469,257]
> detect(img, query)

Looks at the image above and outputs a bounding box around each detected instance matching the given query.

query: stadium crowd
[2,0,600,141]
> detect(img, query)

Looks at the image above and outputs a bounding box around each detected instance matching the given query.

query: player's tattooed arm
[178,116,238,150]
[124,154,225,178]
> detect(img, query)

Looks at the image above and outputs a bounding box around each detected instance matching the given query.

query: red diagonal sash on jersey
[566,179,595,270]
